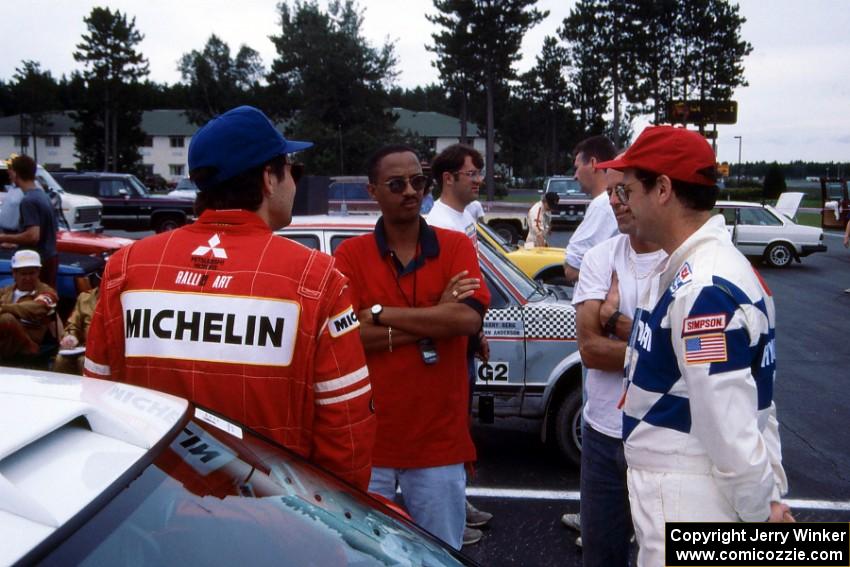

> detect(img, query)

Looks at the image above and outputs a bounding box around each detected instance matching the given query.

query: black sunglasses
[288,163,305,185]
[382,174,432,194]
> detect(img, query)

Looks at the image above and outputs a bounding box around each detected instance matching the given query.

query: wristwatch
[603,310,622,335]
[370,304,384,325]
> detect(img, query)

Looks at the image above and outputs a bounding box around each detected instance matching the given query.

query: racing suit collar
[374,216,440,275]
[659,214,730,290]
[195,209,272,232]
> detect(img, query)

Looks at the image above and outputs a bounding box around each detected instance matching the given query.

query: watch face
[371,304,382,315]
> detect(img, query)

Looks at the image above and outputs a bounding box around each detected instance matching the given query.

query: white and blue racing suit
[622,215,787,567]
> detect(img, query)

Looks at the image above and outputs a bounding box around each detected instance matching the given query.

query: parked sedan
[1,369,476,567]
[714,193,826,268]
[280,215,584,465]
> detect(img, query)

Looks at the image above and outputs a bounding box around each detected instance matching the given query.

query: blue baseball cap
[188,105,312,188]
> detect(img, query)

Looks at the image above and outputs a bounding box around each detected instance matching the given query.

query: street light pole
[733,135,742,186]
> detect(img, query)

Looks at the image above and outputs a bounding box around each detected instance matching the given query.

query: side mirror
[118,188,129,198]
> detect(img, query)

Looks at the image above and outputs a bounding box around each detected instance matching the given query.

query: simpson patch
[682,313,727,336]
[328,306,360,338]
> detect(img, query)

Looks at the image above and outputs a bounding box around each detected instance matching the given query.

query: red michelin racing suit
[84,209,376,489]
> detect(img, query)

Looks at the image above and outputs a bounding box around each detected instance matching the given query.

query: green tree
[430,0,546,199]
[559,2,609,137]
[73,7,149,172]
[269,0,398,175]
[763,162,786,200]
[9,61,60,162]
[179,35,266,125]
[427,0,480,144]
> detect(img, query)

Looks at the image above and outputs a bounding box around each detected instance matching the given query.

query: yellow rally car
[476,221,567,286]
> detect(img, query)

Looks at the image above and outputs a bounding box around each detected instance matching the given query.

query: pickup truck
[543,176,591,227]
[54,172,195,233]
[0,163,103,232]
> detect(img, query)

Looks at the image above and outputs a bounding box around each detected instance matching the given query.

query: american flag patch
[684,333,727,364]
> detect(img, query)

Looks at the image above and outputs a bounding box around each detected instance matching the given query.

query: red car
[56,230,134,257]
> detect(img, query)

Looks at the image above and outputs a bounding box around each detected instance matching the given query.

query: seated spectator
[53,285,99,374]
[0,250,59,360]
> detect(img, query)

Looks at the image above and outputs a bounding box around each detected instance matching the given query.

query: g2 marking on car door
[476,361,510,383]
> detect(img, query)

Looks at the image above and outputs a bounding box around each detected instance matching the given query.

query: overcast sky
[2,0,849,164]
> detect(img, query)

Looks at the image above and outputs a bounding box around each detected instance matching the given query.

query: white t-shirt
[465,200,485,222]
[427,199,478,248]
[564,192,619,270]
[572,234,667,438]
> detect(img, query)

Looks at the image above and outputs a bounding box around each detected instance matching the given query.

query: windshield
[128,175,151,196]
[546,178,581,196]
[476,221,514,254]
[478,236,546,302]
[41,408,469,567]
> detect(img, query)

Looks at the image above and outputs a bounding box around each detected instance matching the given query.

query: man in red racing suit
[85,106,375,489]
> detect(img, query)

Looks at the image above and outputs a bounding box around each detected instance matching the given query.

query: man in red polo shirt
[334,144,490,550]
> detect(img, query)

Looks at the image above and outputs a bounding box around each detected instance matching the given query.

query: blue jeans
[369,464,467,550]
[580,424,633,567]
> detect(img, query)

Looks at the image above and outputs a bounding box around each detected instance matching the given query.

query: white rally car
[279,215,585,465]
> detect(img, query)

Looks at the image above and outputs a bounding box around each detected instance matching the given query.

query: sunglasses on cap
[381,174,432,194]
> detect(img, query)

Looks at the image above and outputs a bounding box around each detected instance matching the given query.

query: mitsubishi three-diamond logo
[192,234,228,259]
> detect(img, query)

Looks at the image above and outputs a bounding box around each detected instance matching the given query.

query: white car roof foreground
[0,368,187,566]
[288,213,379,228]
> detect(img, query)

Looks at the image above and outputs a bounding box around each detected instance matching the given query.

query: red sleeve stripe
[315,384,371,406]
[83,357,111,377]
[314,365,369,393]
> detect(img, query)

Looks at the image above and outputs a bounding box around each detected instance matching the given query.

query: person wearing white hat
[0,249,58,359]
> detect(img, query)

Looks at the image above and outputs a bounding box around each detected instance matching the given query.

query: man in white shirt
[465,199,485,222]
[571,166,667,567]
[427,143,491,545]
[563,136,620,284]
[427,144,482,249]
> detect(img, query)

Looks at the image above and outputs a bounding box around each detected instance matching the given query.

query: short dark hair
[430,144,484,190]
[572,135,616,164]
[544,192,560,208]
[10,155,36,181]
[192,155,287,215]
[635,169,719,211]
[365,144,420,183]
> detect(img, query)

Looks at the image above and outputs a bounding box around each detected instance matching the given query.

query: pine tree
[10,61,60,162]
[72,7,149,172]
[269,0,398,175]
[179,35,266,125]
[429,0,545,199]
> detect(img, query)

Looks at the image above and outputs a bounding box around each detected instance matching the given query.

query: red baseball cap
[596,125,717,186]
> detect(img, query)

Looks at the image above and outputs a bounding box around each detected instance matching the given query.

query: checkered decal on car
[484,303,577,340]
[524,303,577,339]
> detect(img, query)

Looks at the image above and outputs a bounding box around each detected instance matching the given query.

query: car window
[65,179,98,197]
[41,414,466,567]
[825,182,844,200]
[740,207,782,226]
[478,236,545,302]
[482,270,509,309]
[546,178,581,196]
[99,180,127,197]
[714,207,737,225]
[284,234,321,250]
[330,235,356,254]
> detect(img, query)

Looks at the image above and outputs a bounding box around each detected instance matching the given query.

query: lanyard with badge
[387,242,439,365]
